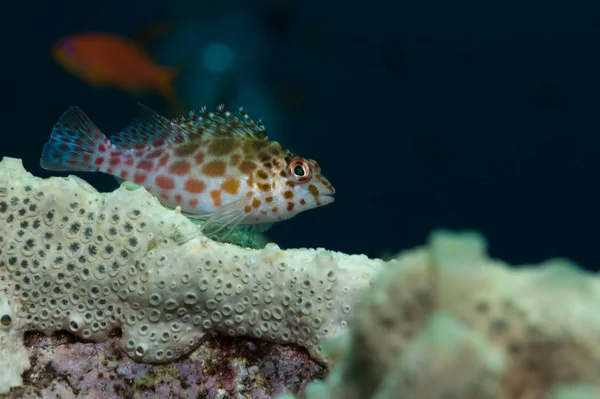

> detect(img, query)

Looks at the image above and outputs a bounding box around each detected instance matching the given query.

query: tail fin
[40,107,111,172]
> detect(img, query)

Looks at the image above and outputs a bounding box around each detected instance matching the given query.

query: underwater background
[2,0,599,269]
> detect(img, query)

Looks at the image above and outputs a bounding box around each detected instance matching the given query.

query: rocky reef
[12,331,324,398]
[3,156,600,399]
[0,156,381,397]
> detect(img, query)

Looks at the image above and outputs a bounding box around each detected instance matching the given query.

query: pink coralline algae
[8,332,325,399]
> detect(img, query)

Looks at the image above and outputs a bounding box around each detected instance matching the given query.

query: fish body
[40,105,335,229]
[52,32,179,103]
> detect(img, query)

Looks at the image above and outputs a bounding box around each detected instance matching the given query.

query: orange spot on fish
[252,198,261,208]
[125,156,134,166]
[106,167,114,174]
[287,202,295,212]
[256,169,269,180]
[244,205,252,213]
[175,142,201,157]
[147,149,163,158]
[169,160,191,176]
[265,196,274,203]
[174,194,182,203]
[194,152,205,164]
[99,144,106,152]
[242,140,270,154]
[202,160,227,177]
[188,198,199,207]
[160,192,169,200]
[137,159,154,171]
[133,172,147,184]
[95,157,104,165]
[184,178,206,194]
[208,139,239,156]
[157,154,170,168]
[155,175,175,190]
[120,170,128,179]
[271,145,284,156]
[299,198,306,205]
[221,178,240,195]
[109,157,121,166]
[260,210,267,215]
[283,190,294,199]
[239,160,258,174]
[272,207,278,213]
[210,190,222,207]
[229,153,241,166]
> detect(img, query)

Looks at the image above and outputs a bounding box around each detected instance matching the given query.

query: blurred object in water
[202,43,234,73]
[52,31,190,116]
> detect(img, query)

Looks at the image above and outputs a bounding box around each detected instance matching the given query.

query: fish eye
[288,159,311,183]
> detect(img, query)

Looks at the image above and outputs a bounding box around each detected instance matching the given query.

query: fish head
[52,37,86,74]
[259,151,335,220]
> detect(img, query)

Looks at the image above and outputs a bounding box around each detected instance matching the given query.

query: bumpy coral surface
[284,231,600,399]
[0,157,383,395]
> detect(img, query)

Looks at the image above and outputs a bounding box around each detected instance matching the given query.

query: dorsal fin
[109,104,186,148]
[176,104,268,141]
[110,104,268,148]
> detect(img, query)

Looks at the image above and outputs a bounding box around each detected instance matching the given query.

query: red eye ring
[288,159,311,183]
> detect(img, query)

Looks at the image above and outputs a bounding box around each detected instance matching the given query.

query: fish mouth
[320,192,335,205]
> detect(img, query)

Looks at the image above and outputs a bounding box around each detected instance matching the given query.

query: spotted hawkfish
[40,104,335,233]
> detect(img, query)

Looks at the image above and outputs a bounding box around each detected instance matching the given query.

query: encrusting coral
[0,157,383,395]
[4,155,600,399]
[281,231,600,399]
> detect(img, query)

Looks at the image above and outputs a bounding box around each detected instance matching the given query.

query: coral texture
[0,157,383,395]
[281,231,600,399]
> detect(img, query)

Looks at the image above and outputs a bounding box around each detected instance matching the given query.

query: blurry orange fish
[52,32,183,108]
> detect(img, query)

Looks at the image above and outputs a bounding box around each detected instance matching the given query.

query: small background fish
[40,105,335,233]
[52,31,188,116]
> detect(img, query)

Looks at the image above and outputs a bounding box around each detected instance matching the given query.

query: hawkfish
[40,104,335,232]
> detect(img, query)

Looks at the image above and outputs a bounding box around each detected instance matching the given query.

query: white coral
[284,230,600,399]
[0,157,383,394]
[0,295,30,394]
